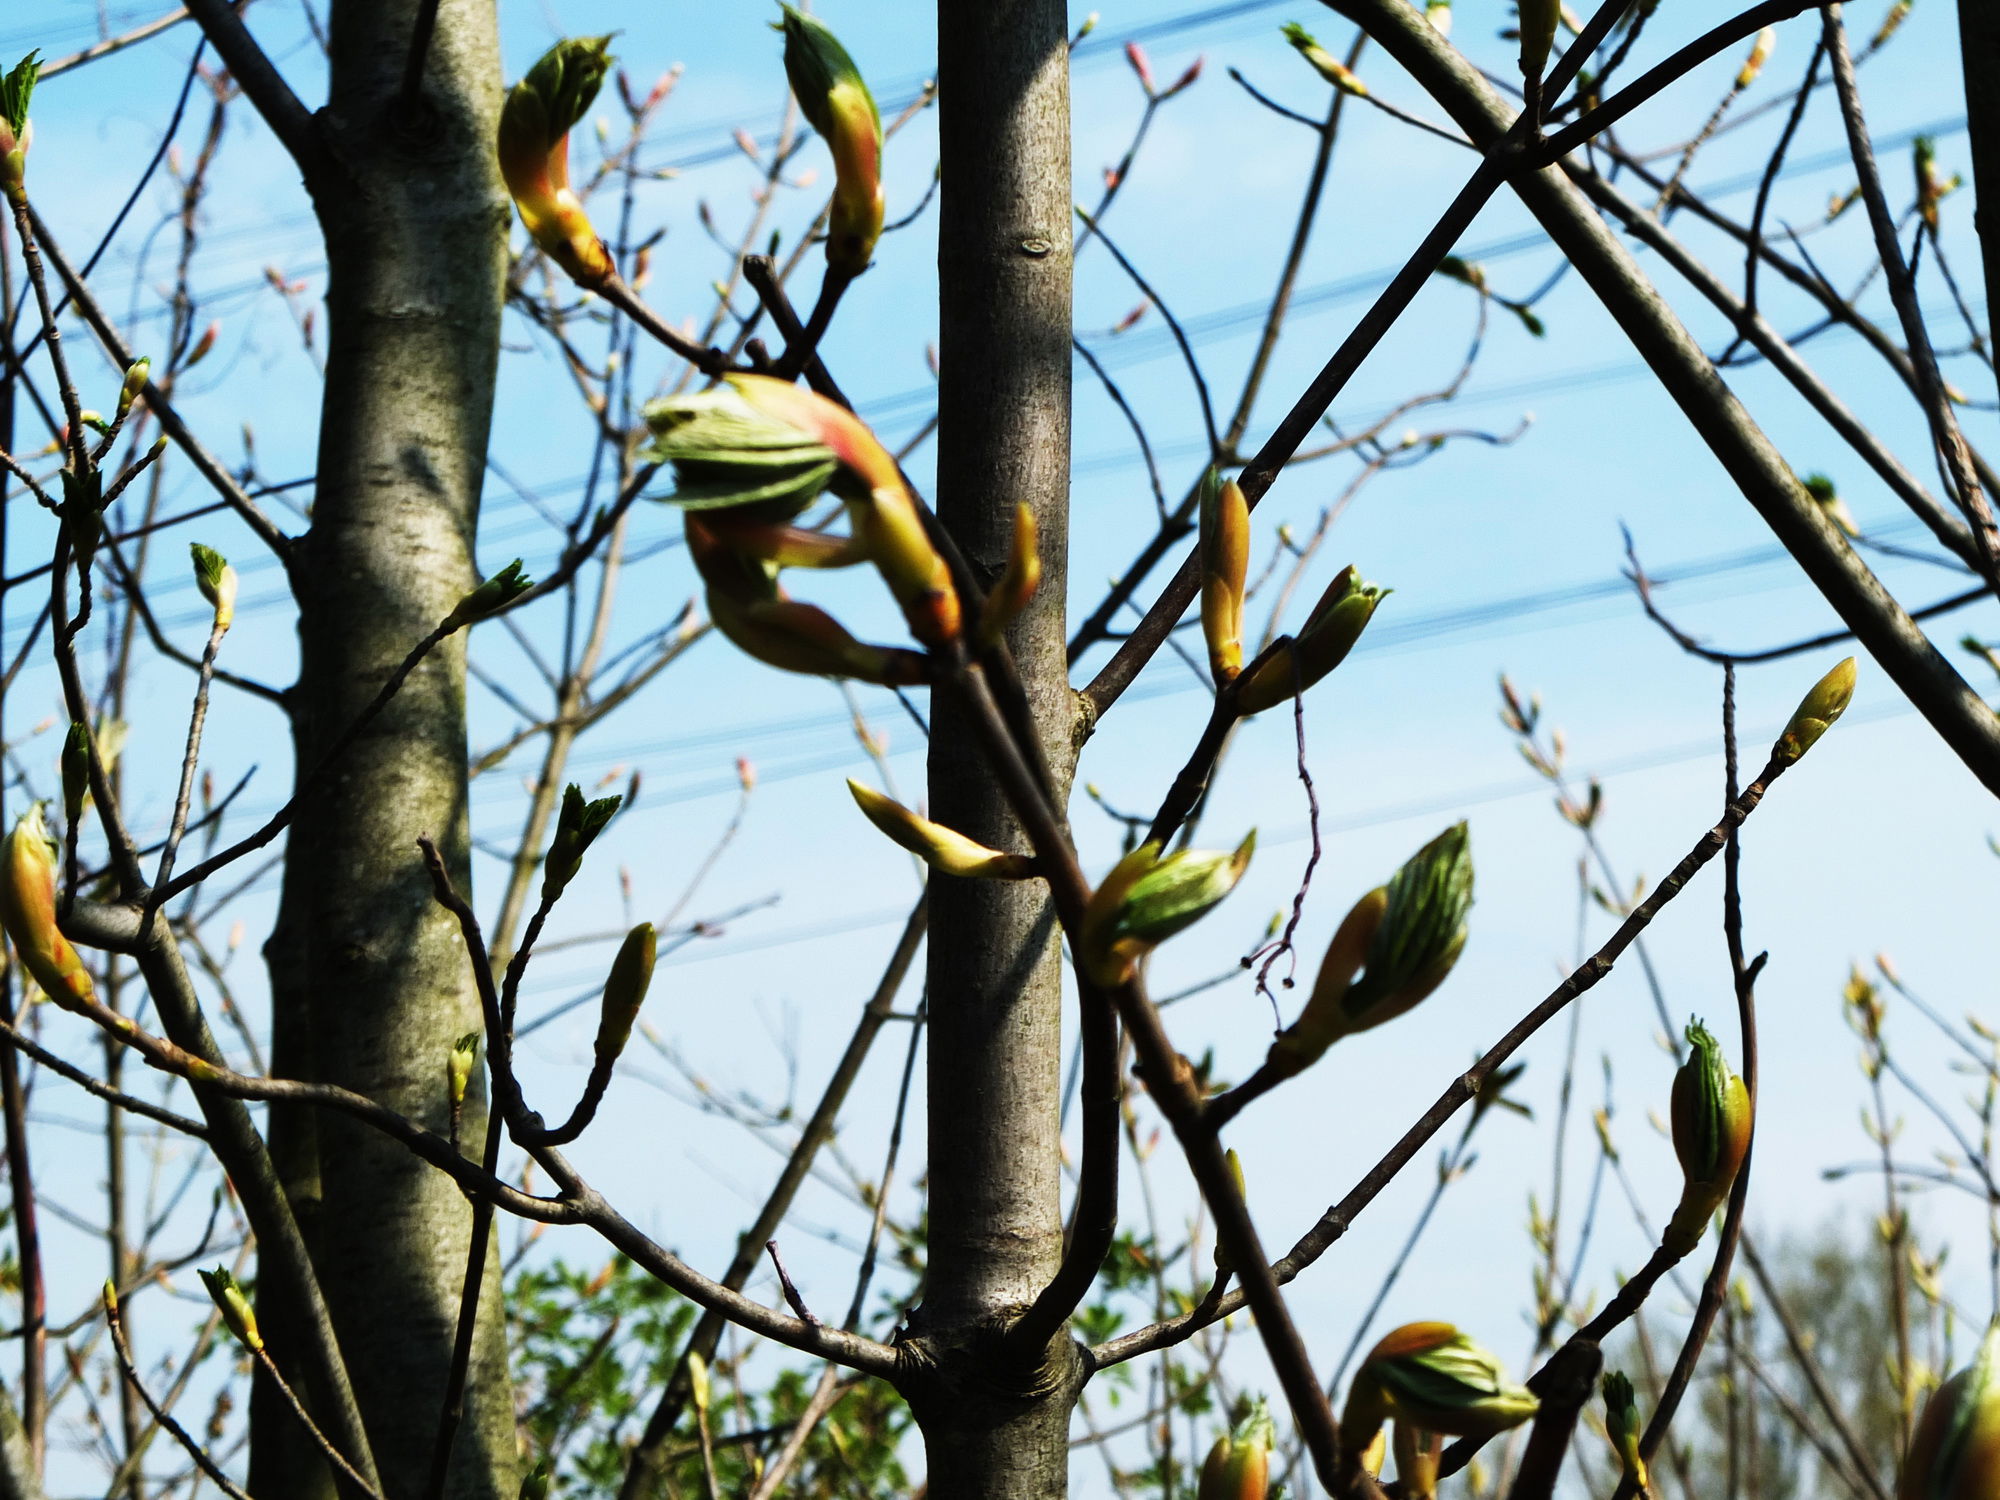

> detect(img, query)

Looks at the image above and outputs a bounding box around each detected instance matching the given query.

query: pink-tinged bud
[1282,24,1367,96]
[727,377,960,647]
[184,321,219,369]
[1161,56,1205,99]
[1125,41,1156,94]
[1198,469,1249,686]
[1901,1321,2000,1500]
[0,804,94,1012]
[978,504,1040,648]
[778,8,883,275]
[499,38,618,289]
[736,757,757,794]
[0,53,37,197]
[848,780,1036,879]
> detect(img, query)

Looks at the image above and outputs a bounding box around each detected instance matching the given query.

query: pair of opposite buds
[1197,468,1388,716]
[500,10,881,291]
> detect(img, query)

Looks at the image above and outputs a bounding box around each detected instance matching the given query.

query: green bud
[1601,1371,1648,1494]
[198,1267,264,1353]
[1214,1149,1247,1272]
[1281,23,1367,95]
[518,1461,552,1500]
[1901,1319,2000,1500]
[642,388,840,513]
[1342,1323,1537,1456]
[1665,1018,1752,1255]
[0,52,38,194]
[445,559,534,631]
[594,923,657,1062]
[777,6,884,273]
[61,722,89,827]
[1772,657,1856,765]
[447,1032,479,1112]
[117,357,151,419]
[189,543,236,632]
[1233,566,1388,716]
[1080,832,1255,984]
[542,783,621,903]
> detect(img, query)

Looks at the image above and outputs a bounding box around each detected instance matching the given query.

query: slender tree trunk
[256,2,516,1496]
[908,3,1086,1495]
[1960,0,2000,398]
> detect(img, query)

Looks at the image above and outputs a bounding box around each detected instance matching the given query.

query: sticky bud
[1199,469,1249,686]
[644,385,840,512]
[198,1267,264,1353]
[1735,25,1776,89]
[1079,833,1255,986]
[543,783,621,903]
[1282,24,1367,96]
[594,923,656,1063]
[1232,566,1388,716]
[979,504,1040,648]
[60,722,89,828]
[117,357,151,420]
[499,37,618,288]
[445,560,533,631]
[1340,1323,1537,1459]
[848,780,1035,880]
[778,7,884,275]
[1268,823,1472,1079]
[1198,1396,1274,1500]
[1900,1319,2000,1500]
[189,543,236,633]
[1771,657,1856,766]
[0,53,36,197]
[447,1033,479,1112]
[1664,1018,1752,1255]
[1602,1371,1649,1494]
[0,804,94,1011]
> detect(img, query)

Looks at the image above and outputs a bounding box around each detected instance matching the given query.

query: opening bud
[1900,1319,2000,1500]
[1198,1396,1275,1500]
[447,1032,479,1112]
[1664,1017,1752,1255]
[644,386,840,513]
[978,504,1041,649]
[0,53,37,197]
[446,560,533,631]
[499,38,618,288]
[1281,24,1367,95]
[1341,1323,1538,1459]
[1601,1370,1649,1494]
[117,357,151,420]
[594,923,656,1063]
[1079,833,1255,985]
[1268,823,1472,1078]
[189,543,237,633]
[1232,566,1388,716]
[198,1267,264,1353]
[0,804,94,1011]
[543,783,621,903]
[848,780,1035,880]
[1771,656,1856,766]
[1199,469,1249,687]
[777,7,884,275]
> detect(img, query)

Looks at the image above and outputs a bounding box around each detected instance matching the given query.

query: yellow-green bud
[1518,0,1560,88]
[445,559,533,631]
[1214,1149,1247,1272]
[1233,566,1388,716]
[1079,833,1255,986]
[189,543,236,633]
[1771,656,1856,766]
[778,7,884,275]
[0,804,94,1011]
[499,38,617,287]
[1341,1323,1537,1459]
[1198,1396,1275,1500]
[594,923,656,1062]
[1665,1018,1752,1255]
[117,357,151,420]
[979,504,1041,648]
[1736,25,1776,89]
[0,53,37,197]
[687,1350,712,1415]
[198,1267,264,1353]
[1269,823,1472,1078]
[1281,23,1367,95]
[543,783,621,903]
[1199,468,1249,687]
[447,1032,479,1112]
[848,780,1035,880]
[1602,1371,1649,1494]
[1900,1320,2000,1500]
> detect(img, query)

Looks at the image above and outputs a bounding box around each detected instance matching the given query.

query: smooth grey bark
[907,1,1088,1495]
[256,1,516,1496]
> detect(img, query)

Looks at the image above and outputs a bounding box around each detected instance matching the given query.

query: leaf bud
[447,1032,479,1113]
[1281,24,1367,95]
[542,783,621,903]
[1268,823,1472,1078]
[979,504,1041,648]
[1079,833,1255,986]
[1770,656,1856,766]
[1213,1148,1247,1272]
[189,543,237,633]
[1199,468,1249,687]
[848,780,1035,880]
[1232,566,1388,716]
[198,1267,264,1353]
[60,722,89,828]
[1518,0,1560,89]
[1664,1017,1752,1255]
[499,38,618,288]
[1601,1370,1649,1494]
[445,559,533,631]
[1802,472,1860,537]
[0,53,36,197]
[1900,1319,2000,1500]
[594,923,656,1063]
[1198,1396,1274,1500]
[1340,1323,1537,1460]
[0,804,94,1011]
[1735,25,1776,89]
[1426,0,1453,36]
[777,7,883,275]
[117,357,151,420]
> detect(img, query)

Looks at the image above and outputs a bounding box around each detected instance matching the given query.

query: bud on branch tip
[499,37,618,288]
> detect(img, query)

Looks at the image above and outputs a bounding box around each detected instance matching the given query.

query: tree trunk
[256,2,516,1496]
[908,2,1086,1495]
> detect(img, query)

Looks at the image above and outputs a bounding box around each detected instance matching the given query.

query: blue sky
[7,0,1997,1490]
